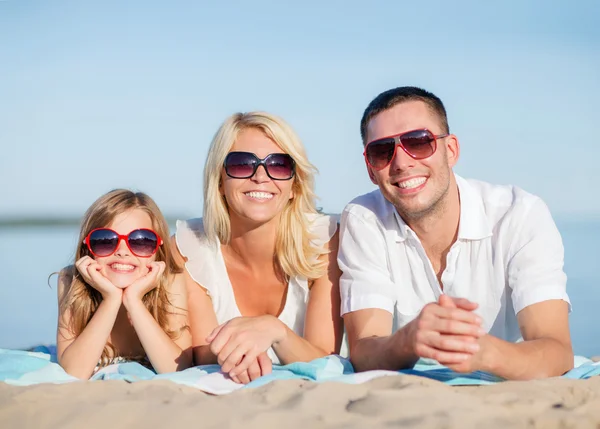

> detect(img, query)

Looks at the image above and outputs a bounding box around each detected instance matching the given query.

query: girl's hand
[75,256,122,301]
[122,261,166,309]
[206,315,286,377]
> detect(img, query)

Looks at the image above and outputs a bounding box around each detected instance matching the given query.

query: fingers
[414,342,473,364]
[206,323,226,343]
[417,331,480,354]
[220,346,247,374]
[422,303,483,329]
[438,294,457,309]
[235,370,250,384]
[208,324,230,355]
[246,359,262,381]
[257,352,272,376]
[229,350,260,377]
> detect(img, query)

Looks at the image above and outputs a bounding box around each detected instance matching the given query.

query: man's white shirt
[338,174,570,341]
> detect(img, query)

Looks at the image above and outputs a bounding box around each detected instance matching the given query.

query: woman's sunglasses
[364,128,449,171]
[83,228,163,258]
[224,151,296,181]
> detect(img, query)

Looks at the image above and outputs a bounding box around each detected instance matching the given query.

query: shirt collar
[389,174,493,242]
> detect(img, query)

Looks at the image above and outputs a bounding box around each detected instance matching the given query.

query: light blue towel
[1,347,598,394]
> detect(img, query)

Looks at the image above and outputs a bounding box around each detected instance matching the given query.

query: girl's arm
[122,263,193,373]
[56,265,122,379]
[211,230,344,377]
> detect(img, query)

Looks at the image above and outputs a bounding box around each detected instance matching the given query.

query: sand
[1,375,600,428]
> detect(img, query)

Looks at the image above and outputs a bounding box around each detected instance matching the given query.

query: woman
[174,112,343,384]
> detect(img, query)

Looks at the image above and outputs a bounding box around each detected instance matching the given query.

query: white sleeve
[338,209,397,316]
[508,198,570,314]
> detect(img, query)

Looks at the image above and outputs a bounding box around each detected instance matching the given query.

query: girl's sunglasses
[83,228,163,258]
[364,128,449,171]
[224,151,295,181]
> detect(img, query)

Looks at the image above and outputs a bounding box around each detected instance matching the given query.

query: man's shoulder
[460,176,545,223]
[343,189,395,222]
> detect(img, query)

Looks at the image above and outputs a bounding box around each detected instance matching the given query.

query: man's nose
[389,144,416,172]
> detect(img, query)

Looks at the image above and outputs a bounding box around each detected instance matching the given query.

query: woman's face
[93,208,158,289]
[220,127,295,228]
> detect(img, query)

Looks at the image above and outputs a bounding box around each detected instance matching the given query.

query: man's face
[364,100,459,221]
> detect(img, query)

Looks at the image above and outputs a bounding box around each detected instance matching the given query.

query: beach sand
[1,375,600,428]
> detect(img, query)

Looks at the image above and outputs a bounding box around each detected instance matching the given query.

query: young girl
[57,189,192,379]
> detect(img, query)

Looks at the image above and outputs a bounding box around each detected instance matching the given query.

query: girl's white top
[175,213,339,364]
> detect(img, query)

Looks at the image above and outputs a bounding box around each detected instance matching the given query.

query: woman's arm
[272,228,344,362]
[122,263,193,373]
[56,266,122,379]
[213,230,344,377]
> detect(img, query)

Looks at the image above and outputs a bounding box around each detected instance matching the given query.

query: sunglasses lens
[400,130,435,159]
[224,152,256,178]
[265,154,295,180]
[128,229,159,257]
[366,138,396,169]
[88,229,119,257]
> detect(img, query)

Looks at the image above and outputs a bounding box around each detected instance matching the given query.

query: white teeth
[397,177,426,189]
[111,263,135,271]
[245,191,274,200]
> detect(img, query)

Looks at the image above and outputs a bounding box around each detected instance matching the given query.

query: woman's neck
[223,214,280,270]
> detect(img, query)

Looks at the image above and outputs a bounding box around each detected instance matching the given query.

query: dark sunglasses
[83,228,163,258]
[224,151,296,181]
[364,128,449,170]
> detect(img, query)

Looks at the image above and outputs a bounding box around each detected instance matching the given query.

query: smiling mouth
[110,263,136,272]
[394,177,427,189]
[244,191,274,200]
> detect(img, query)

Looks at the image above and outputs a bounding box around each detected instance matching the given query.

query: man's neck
[403,179,461,253]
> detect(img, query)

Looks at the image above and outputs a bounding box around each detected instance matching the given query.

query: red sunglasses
[364,128,449,171]
[83,228,163,258]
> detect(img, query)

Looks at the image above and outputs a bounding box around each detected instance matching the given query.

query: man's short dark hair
[360,86,449,144]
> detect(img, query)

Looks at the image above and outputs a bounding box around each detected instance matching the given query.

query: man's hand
[407,295,485,365]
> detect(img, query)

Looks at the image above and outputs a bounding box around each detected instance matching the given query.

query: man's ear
[445,134,460,168]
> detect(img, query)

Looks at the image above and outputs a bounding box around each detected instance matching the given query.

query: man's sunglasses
[224,151,296,181]
[83,228,163,258]
[364,128,449,171]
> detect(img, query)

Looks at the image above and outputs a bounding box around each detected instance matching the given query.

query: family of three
[56,86,573,382]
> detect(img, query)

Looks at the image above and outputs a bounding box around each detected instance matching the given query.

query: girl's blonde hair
[203,112,327,280]
[58,189,182,364]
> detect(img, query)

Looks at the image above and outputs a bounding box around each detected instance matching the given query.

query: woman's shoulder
[306,212,339,245]
[174,218,216,257]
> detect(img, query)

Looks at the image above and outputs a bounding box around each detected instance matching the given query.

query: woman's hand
[228,352,273,384]
[206,315,286,378]
[122,261,166,309]
[75,256,122,301]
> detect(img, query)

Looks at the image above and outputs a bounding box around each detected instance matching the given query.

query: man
[338,86,573,380]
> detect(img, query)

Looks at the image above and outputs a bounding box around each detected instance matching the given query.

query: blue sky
[1,0,599,220]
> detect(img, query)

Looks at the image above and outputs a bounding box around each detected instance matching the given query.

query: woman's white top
[175,213,339,364]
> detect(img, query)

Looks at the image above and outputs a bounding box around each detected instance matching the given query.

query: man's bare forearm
[350,326,418,372]
[480,335,573,380]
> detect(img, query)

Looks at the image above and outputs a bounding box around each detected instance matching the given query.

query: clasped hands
[75,256,165,308]
[206,315,284,384]
[406,294,488,373]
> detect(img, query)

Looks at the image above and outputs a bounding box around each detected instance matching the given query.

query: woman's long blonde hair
[203,112,327,280]
[58,189,183,364]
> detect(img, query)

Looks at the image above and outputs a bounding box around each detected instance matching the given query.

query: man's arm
[346,296,485,372]
[446,300,572,379]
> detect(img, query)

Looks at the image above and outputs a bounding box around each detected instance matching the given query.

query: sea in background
[0,218,598,357]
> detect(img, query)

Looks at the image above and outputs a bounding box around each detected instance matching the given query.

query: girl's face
[93,208,158,289]
[220,127,295,227]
